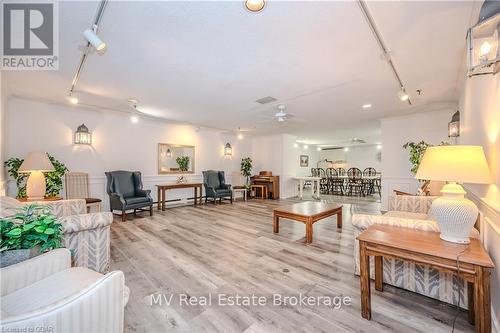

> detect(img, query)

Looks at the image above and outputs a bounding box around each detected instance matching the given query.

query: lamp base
[430,182,478,244]
[26,171,46,201]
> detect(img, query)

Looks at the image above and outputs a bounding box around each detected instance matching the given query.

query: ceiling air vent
[255,96,277,104]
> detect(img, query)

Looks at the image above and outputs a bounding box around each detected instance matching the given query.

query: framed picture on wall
[300,155,309,167]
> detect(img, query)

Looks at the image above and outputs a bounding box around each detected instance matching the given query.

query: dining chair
[328,168,344,195]
[362,167,377,195]
[347,167,364,196]
[65,172,102,212]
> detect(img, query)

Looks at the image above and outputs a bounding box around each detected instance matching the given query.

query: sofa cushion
[1,267,102,317]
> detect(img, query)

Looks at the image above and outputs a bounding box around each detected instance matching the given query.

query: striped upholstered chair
[0,249,128,332]
[0,196,113,274]
[352,194,480,308]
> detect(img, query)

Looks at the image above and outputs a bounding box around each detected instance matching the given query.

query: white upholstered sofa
[352,194,479,308]
[0,196,113,273]
[0,249,128,332]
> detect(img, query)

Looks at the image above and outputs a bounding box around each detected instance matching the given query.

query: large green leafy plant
[240,157,253,187]
[176,156,190,171]
[403,141,449,174]
[4,154,68,199]
[0,204,64,253]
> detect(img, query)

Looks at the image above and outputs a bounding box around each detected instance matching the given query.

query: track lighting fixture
[67,95,79,105]
[398,88,409,101]
[84,28,106,52]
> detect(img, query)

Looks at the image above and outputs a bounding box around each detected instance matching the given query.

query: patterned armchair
[202,170,233,204]
[352,194,479,308]
[0,196,112,273]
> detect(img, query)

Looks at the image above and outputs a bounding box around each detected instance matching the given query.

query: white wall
[458,73,500,332]
[5,98,252,209]
[318,145,381,172]
[251,133,319,198]
[380,109,454,210]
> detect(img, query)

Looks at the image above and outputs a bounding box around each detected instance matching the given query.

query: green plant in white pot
[240,157,253,190]
[0,204,64,267]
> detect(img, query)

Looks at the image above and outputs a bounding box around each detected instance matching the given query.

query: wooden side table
[232,186,247,202]
[357,224,494,333]
[156,183,203,211]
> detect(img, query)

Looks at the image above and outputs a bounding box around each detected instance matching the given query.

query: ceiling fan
[275,104,292,122]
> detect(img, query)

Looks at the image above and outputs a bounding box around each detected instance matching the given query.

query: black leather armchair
[105,170,153,221]
[202,170,233,205]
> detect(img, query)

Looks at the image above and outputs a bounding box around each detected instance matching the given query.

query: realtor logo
[2,1,59,70]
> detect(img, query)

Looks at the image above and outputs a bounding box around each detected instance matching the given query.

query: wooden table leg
[474,266,491,333]
[194,187,197,205]
[337,209,343,228]
[375,256,383,292]
[273,214,279,233]
[162,188,166,211]
[468,281,475,325]
[198,186,202,204]
[305,218,313,243]
[157,187,161,210]
[360,241,371,320]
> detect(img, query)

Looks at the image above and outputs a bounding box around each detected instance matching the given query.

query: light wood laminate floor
[110,196,474,333]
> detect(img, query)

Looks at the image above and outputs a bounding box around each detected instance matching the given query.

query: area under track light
[84,29,106,52]
[398,88,409,101]
[67,95,79,105]
[245,0,265,12]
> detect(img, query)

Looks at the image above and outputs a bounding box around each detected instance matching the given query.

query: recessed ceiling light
[130,115,139,123]
[237,133,243,140]
[344,147,349,152]
[317,147,321,151]
[362,104,372,109]
[294,143,299,148]
[245,0,265,13]
[304,145,309,149]
[376,144,382,150]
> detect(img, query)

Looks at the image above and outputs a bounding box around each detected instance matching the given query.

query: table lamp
[18,152,55,201]
[415,145,492,244]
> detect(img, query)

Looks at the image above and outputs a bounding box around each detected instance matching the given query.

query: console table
[357,224,494,333]
[156,183,203,211]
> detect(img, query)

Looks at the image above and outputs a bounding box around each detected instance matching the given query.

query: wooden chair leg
[150,205,153,216]
[122,211,126,222]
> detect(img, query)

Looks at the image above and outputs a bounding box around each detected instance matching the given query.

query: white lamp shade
[415,145,492,184]
[18,152,55,173]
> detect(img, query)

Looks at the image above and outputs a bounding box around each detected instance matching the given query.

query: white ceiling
[3,0,479,145]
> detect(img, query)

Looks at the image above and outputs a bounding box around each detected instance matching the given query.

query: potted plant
[4,154,68,199]
[0,204,64,267]
[403,141,449,175]
[176,156,190,172]
[240,157,253,190]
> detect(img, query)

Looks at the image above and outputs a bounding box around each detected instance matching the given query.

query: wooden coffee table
[273,201,343,243]
[357,224,494,333]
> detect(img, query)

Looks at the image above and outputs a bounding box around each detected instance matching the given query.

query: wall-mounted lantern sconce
[467,1,500,76]
[166,148,172,158]
[448,111,460,138]
[224,142,233,156]
[74,124,92,145]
